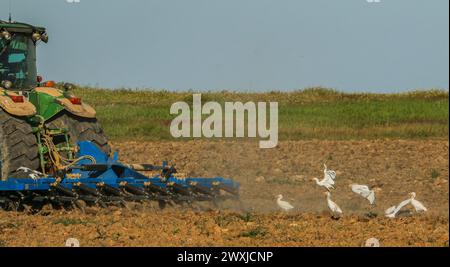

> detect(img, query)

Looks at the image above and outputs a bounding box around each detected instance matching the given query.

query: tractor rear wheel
[0,110,40,180]
[47,112,111,156]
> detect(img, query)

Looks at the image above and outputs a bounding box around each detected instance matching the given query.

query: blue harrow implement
[0,142,240,212]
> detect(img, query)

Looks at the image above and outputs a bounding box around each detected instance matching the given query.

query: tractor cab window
[0,34,37,90]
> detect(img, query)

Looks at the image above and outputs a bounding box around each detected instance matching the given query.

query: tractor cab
[0,20,47,90]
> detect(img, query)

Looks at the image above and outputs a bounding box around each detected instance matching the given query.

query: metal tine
[120,182,148,196]
[189,182,215,196]
[214,182,239,196]
[79,195,98,203]
[167,182,192,196]
[72,183,118,207]
[73,200,86,213]
[75,183,101,197]
[51,183,78,198]
[98,200,108,208]
[143,182,169,194]
[98,183,122,197]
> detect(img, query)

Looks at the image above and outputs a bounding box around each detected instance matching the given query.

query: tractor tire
[46,111,111,156]
[0,110,40,180]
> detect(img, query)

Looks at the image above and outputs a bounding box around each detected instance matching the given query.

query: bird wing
[411,199,427,212]
[385,212,396,218]
[284,203,294,210]
[385,206,397,215]
[351,184,370,196]
[358,184,370,191]
[278,200,294,210]
[386,198,412,217]
[322,172,336,185]
[317,180,334,190]
[367,191,375,205]
[393,198,412,214]
[325,170,337,181]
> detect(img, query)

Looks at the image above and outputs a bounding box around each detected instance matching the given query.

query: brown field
[0,139,448,247]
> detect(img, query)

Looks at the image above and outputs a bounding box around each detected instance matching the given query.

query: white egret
[385,198,412,218]
[312,164,337,191]
[325,192,342,217]
[17,167,45,180]
[385,192,427,218]
[409,192,427,212]
[350,184,376,205]
[276,194,294,211]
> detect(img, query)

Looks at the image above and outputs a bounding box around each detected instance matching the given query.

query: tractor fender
[35,87,97,119]
[56,98,97,118]
[0,89,36,117]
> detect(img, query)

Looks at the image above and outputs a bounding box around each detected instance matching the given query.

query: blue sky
[1,0,448,92]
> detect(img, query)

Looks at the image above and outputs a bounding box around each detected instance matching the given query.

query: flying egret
[385,192,427,218]
[325,192,342,218]
[409,192,427,212]
[350,184,376,205]
[276,194,294,212]
[312,164,337,191]
[385,198,412,218]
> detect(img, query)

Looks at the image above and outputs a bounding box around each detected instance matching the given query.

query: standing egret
[312,164,337,191]
[325,192,343,218]
[276,194,294,212]
[350,184,376,205]
[409,192,427,212]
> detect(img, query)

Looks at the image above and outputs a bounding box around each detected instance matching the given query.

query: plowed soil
[0,140,448,247]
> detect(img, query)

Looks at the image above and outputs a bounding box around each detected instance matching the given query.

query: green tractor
[0,20,110,180]
[0,20,241,211]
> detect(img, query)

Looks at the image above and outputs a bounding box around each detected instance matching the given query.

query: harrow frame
[0,142,240,211]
